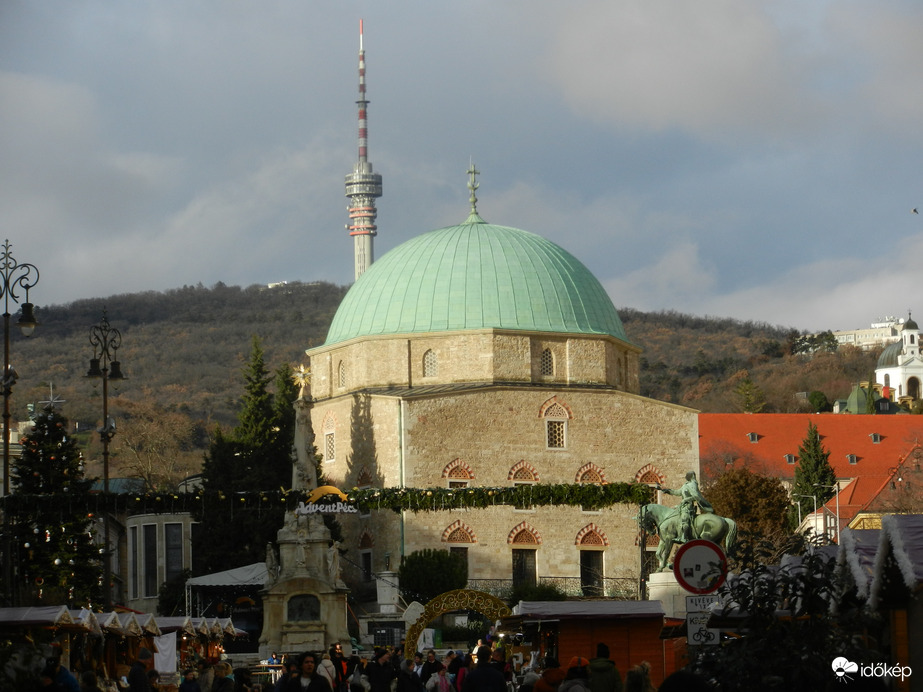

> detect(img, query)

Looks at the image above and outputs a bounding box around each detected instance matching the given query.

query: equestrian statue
[637,471,737,572]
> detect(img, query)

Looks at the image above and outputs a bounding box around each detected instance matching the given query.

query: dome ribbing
[324,219,628,346]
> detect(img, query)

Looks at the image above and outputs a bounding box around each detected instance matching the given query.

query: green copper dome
[324,218,628,346]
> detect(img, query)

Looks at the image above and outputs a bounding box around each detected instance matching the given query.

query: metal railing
[467,576,637,600]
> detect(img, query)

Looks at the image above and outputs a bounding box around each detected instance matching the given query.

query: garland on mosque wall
[0,481,653,516]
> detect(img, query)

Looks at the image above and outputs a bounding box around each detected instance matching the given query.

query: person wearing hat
[460,646,504,692]
[559,658,591,692]
[533,657,565,692]
[588,644,622,692]
[129,648,155,692]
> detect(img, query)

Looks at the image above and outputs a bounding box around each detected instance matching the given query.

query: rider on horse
[656,471,714,543]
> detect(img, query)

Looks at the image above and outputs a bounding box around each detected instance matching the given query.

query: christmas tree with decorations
[11,402,103,606]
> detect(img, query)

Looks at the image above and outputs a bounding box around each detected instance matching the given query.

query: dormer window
[747,432,759,443]
[847,454,857,465]
[870,433,881,444]
[784,454,795,464]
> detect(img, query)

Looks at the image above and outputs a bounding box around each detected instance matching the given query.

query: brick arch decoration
[575,523,610,547]
[635,464,665,486]
[442,520,477,544]
[405,590,511,661]
[576,462,607,484]
[358,530,374,550]
[442,459,474,480]
[322,412,337,433]
[508,461,539,482]
[508,521,542,545]
[538,396,573,419]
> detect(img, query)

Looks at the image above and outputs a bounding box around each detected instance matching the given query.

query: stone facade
[305,329,698,596]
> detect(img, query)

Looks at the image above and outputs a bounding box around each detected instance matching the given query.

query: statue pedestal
[647,571,689,619]
[259,513,350,659]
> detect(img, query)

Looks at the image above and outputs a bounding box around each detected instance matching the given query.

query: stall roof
[69,609,102,637]
[186,563,267,587]
[0,606,75,627]
[512,600,664,620]
[156,616,195,635]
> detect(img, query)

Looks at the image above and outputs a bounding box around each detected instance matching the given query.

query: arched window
[423,349,438,377]
[337,361,347,389]
[323,413,336,463]
[509,461,538,511]
[541,400,571,450]
[288,595,320,621]
[540,349,555,376]
[509,522,541,588]
[508,461,539,483]
[576,463,606,484]
[443,459,475,488]
[443,520,477,544]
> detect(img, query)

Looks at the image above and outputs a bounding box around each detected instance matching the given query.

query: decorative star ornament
[292,364,311,388]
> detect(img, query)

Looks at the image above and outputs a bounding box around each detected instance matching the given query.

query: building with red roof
[698,413,923,536]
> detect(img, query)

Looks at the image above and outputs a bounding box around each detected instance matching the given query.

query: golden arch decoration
[405,589,511,659]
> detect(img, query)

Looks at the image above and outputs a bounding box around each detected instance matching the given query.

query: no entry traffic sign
[673,539,727,594]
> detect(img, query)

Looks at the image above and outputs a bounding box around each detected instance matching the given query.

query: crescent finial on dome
[464,160,486,224]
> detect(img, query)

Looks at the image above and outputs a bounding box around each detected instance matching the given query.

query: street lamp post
[814,483,841,544]
[793,493,818,535]
[1,241,38,497]
[86,312,125,608]
[0,240,38,607]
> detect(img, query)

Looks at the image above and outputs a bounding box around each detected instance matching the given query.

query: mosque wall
[400,504,641,583]
[308,331,640,394]
[308,382,697,589]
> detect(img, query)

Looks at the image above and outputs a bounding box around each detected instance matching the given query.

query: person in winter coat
[317,655,339,691]
[558,658,591,692]
[363,649,394,692]
[534,657,565,692]
[395,659,424,692]
[587,644,622,692]
[460,647,504,692]
[178,669,202,692]
[212,662,236,692]
[281,653,332,692]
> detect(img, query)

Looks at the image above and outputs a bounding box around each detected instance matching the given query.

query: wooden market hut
[501,600,669,688]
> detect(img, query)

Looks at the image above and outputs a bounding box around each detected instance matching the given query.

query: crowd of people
[34,639,709,692]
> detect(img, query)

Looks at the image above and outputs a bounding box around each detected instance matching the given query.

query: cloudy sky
[3,1,923,332]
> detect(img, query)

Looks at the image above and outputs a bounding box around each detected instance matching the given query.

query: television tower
[345,19,383,281]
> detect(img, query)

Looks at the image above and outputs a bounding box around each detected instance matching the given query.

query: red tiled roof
[698,413,923,481]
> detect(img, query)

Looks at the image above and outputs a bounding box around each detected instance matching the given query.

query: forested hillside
[8,281,882,489]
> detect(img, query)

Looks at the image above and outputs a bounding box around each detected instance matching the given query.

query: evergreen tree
[271,362,299,462]
[734,374,767,413]
[11,405,102,606]
[236,336,275,447]
[398,549,468,603]
[791,423,837,530]
[865,373,877,415]
[192,338,296,575]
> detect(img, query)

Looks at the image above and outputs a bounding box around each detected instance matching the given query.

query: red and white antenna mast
[344,18,383,280]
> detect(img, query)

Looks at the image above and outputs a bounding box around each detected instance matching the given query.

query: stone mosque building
[295,24,699,621]
[305,190,699,603]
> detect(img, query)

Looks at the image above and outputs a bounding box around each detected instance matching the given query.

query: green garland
[0,482,653,516]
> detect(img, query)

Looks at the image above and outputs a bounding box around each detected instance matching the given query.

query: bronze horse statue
[638,503,737,572]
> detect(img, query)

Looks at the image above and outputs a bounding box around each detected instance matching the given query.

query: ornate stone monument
[259,372,351,658]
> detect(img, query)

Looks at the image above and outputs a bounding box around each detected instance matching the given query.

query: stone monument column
[259,373,350,658]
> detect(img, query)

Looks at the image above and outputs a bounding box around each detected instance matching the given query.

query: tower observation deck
[345,19,383,281]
